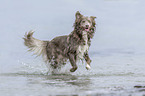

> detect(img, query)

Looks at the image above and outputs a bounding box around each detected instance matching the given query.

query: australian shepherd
[23,11,96,72]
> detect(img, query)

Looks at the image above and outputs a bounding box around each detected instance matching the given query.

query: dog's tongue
[85,28,89,31]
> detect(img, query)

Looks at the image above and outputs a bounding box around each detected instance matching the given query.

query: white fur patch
[86,63,91,70]
[77,31,89,59]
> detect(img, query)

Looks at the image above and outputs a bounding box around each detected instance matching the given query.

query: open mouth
[85,27,90,31]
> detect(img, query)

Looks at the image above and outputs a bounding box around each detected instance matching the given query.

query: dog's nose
[86,25,89,28]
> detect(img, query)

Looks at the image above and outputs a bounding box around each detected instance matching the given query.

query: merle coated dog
[23,11,96,72]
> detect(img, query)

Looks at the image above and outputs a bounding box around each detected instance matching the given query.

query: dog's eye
[82,21,85,23]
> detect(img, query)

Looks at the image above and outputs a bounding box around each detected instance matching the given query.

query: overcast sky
[0,0,145,54]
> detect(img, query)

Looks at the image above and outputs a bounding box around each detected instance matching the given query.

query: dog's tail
[23,30,48,61]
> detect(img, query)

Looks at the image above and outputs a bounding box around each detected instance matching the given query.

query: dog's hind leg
[84,52,92,70]
[50,56,59,69]
[68,53,78,72]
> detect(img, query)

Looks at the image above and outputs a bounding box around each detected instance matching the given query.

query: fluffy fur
[23,11,96,72]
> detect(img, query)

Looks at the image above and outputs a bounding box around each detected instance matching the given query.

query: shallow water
[1,54,145,96]
[1,0,145,96]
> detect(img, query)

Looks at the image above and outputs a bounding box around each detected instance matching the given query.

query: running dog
[23,11,96,72]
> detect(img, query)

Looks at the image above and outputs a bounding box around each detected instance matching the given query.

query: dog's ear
[75,11,82,20]
[90,16,96,27]
[90,16,96,20]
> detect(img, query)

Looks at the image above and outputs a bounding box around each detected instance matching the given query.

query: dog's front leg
[68,53,78,72]
[84,52,92,70]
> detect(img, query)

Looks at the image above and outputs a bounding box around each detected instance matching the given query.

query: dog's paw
[70,67,77,72]
[86,64,91,70]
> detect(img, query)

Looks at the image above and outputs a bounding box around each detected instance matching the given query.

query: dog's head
[74,11,96,32]
[73,11,96,39]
